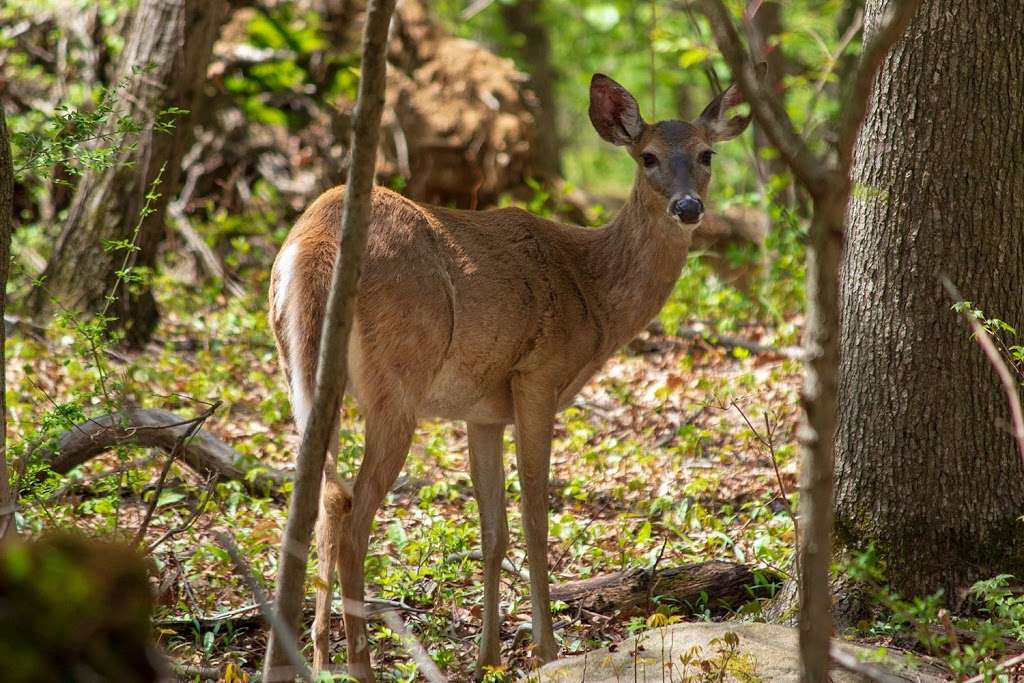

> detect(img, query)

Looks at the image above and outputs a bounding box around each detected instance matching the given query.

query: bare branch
[835,0,923,173]
[731,400,800,548]
[943,278,1024,466]
[962,651,1024,683]
[380,611,448,683]
[699,0,829,199]
[215,531,312,683]
[462,0,495,20]
[829,643,907,683]
[145,474,219,554]
[0,109,14,539]
[133,401,218,548]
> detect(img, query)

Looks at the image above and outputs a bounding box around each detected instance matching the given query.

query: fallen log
[550,560,777,617]
[34,408,288,497]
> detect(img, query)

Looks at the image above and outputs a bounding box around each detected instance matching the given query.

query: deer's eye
[699,150,715,166]
[641,152,658,168]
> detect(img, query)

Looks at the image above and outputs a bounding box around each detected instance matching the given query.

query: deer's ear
[698,64,764,142]
[698,82,751,142]
[589,74,645,146]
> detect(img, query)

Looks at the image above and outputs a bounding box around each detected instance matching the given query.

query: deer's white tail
[271,238,338,436]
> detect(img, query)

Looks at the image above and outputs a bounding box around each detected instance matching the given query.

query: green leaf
[156,490,187,508]
[679,47,710,68]
[636,519,652,545]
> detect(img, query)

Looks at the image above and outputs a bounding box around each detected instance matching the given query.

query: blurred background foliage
[1,0,867,340]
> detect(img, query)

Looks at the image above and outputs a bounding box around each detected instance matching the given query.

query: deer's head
[589,73,751,226]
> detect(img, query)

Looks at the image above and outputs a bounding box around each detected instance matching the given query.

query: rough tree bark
[836,0,1024,602]
[30,0,226,347]
[261,0,397,679]
[0,110,14,539]
[499,0,562,179]
[701,1,920,679]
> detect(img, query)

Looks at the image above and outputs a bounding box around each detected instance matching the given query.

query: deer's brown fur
[269,73,751,679]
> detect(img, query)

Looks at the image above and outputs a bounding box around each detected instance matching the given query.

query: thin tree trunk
[261,0,397,679]
[701,2,920,680]
[30,0,225,347]
[0,111,14,539]
[500,0,562,180]
[836,0,1024,601]
[796,194,845,682]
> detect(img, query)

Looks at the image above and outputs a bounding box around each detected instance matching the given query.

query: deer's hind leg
[337,410,416,682]
[312,430,348,673]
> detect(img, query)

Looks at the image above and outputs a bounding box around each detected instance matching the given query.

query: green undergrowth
[7,198,806,678]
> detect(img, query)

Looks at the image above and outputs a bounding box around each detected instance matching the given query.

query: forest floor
[9,229,806,680]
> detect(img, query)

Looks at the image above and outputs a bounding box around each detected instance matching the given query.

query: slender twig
[446,549,531,582]
[943,278,1024,465]
[645,537,670,614]
[829,644,906,683]
[44,453,160,504]
[962,651,1024,683]
[802,9,864,138]
[732,401,800,586]
[649,0,658,119]
[699,0,828,198]
[146,473,219,554]
[133,401,219,548]
[551,498,612,573]
[730,401,799,540]
[215,531,312,683]
[680,1,722,94]
[380,610,448,683]
[676,324,804,360]
[834,0,922,172]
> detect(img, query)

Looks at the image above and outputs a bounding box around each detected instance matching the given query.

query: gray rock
[524,622,947,682]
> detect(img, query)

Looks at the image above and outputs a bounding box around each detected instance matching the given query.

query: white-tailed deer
[269,73,751,679]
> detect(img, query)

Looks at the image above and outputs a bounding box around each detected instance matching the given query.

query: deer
[268,72,752,680]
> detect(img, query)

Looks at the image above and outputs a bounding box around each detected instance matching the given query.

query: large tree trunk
[836,0,1024,600]
[30,0,225,347]
[499,0,562,180]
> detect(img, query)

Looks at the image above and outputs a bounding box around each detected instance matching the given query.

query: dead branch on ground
[30,407,287,497]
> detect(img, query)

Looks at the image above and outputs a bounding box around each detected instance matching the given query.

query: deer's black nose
[670,195,704,224]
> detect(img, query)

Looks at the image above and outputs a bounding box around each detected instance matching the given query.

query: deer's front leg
[510,377,558,663]
[468,422,509,676]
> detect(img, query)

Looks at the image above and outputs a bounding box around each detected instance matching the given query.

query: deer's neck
[589,175,692,347]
